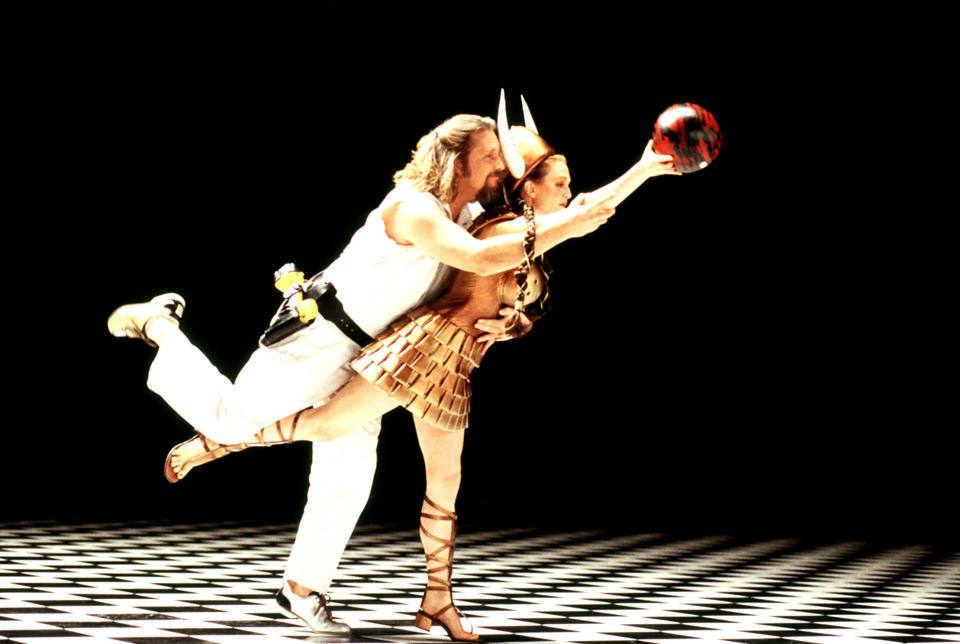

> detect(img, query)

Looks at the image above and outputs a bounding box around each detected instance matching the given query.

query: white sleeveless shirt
[323,183,483,337]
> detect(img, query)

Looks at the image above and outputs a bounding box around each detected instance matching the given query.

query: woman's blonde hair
[393,114,496,203]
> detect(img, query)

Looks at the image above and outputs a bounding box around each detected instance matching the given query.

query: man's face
[460,129,506,204]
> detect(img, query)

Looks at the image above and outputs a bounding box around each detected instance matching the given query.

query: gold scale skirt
[350,306,485,431]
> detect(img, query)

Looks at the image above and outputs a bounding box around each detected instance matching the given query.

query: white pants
[146,318,380,593]
[147,318,365,444]
[284,428,378,591]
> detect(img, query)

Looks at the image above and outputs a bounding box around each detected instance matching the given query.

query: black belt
[311,281,376,347]
[259,278,375,348]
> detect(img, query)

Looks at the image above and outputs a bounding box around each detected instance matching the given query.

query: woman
[166,126,677,640]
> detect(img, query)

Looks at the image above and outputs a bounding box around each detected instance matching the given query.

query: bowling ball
[652,103,722,173]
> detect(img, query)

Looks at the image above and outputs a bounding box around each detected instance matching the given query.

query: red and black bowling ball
[652,103,722,173]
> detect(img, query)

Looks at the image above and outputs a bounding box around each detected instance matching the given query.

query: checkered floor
[1,521,958,643]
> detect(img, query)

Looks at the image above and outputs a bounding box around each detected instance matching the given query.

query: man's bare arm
[384,191,618,276]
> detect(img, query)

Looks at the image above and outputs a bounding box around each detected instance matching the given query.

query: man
[108,111,617,636]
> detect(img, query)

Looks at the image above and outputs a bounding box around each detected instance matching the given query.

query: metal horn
[498,89,525,179]
[521,95,539,134]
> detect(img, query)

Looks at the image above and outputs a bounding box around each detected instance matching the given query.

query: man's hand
[563,188,619,238]
[475,307,534,354]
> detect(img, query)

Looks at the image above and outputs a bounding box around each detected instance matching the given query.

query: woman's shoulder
[470,205,519,238]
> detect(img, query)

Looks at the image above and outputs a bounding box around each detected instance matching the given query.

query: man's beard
[475,173,505,205]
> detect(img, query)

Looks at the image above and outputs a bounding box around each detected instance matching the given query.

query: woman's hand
[639,139,682,178]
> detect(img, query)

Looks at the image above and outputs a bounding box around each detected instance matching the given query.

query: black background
[6,6,950,544]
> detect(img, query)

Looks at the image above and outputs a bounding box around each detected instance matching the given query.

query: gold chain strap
[504,200,537,333]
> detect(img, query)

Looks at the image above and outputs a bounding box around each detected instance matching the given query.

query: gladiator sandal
[412,496,480,642]
[163,409,306,483]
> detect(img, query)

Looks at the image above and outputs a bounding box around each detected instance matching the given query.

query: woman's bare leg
[412,416,478,640]
[166,375,398,481]
[415,416,464,518]
[296,376,399,441]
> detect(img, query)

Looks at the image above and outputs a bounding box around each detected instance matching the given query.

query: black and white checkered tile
[1,520,958,642]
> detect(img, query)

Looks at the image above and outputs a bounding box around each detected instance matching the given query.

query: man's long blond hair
[393,114,496,203]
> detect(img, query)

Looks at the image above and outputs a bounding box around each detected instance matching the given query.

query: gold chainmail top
[470,209,552,321]
[350,213,548,431]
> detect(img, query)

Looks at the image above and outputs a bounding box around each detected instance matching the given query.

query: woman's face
[526,160,572,214]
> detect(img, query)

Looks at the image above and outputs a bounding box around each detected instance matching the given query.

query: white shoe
[275,583,352,637]
[107,293,185,347]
